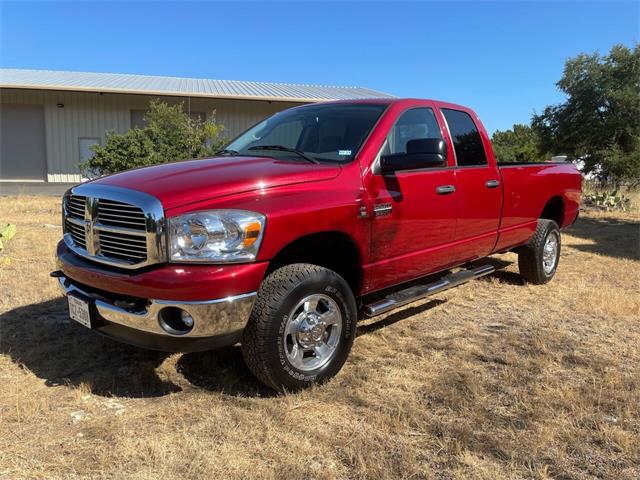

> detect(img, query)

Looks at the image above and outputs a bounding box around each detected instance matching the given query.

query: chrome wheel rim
[542,231,559,274]
[283,294,342,372]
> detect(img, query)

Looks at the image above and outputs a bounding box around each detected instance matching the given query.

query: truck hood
[93,156,341,210]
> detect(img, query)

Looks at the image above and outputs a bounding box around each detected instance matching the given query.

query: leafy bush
[82,100,226,176]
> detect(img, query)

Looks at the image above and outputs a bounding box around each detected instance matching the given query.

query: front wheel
[241,264,357,392]
[518,219,561,284]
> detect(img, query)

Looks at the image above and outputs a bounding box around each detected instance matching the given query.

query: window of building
[442,108,487,166]
[79,137,101,163]
[189,111,206,123]
[130,110,147,129]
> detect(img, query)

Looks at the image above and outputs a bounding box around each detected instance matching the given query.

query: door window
[441,108,487,166]
[384,107,442,155]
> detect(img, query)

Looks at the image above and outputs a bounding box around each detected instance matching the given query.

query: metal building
[0,69,392,182]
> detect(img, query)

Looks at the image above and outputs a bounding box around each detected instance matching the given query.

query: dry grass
[1,195,638,479]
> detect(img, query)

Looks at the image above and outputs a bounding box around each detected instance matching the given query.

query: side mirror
[380,138,447,173]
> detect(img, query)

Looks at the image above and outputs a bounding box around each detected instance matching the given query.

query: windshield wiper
[248,145,319,164]
[215,148,240,156]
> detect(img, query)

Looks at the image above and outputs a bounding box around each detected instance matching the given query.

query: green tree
[491,124,542,163]
[532,44,640,184]
[82,100,226,176]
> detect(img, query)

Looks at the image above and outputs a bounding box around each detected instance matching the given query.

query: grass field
[1,195,638,479]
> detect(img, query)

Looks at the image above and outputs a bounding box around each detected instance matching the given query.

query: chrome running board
[363,264,495,317]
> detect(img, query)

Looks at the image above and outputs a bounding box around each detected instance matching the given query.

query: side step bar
[363,264,495,317]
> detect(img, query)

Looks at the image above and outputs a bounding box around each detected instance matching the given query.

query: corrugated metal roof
[0,68,394,102]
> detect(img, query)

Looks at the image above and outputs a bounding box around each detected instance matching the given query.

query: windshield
[225,103,387,164]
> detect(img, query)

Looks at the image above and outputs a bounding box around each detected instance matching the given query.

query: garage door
[0,105,47,181]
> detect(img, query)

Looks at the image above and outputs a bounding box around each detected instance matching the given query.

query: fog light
[158,307,195,335]
[180,310,194,328]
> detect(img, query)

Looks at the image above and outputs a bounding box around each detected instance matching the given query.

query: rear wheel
[241,263,356,392]
[518,219,561,284]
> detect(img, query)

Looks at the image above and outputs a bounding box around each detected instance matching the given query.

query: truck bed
[493,162,582,253]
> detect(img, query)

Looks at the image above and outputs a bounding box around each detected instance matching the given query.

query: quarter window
[442,108,487,166]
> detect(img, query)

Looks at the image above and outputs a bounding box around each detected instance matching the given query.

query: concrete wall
[0,88,302,182]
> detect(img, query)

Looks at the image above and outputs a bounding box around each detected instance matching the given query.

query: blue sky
[1,1,638,133]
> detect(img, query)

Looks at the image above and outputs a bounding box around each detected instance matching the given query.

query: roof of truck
[295,98,472,112]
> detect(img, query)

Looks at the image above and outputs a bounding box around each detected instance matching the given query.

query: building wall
[0,88,303,182]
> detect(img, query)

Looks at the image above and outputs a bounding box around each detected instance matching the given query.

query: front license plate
[67,294,92,328]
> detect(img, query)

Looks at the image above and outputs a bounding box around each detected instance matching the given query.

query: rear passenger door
[440,107,502,263]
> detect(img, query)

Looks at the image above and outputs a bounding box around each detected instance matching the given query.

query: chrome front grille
[65,218,86,249]
[98,230,147,263]
[97,199,146,230]
[66,195,86,220]
[62,185,165,269]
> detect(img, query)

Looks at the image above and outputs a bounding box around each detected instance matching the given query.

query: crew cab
[54,99,581,391]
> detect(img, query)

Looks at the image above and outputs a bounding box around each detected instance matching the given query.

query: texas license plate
[67,294,93,328]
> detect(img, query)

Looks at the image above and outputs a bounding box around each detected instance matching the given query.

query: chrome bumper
[57,275,256,338]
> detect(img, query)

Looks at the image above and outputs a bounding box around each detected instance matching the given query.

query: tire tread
[242,263,335,391]
[518,219,560,284]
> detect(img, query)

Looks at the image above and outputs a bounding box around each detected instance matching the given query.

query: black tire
[241,263,357,392]
[518,219,561,284]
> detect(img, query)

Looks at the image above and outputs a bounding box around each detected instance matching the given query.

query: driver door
[363,104,458,292]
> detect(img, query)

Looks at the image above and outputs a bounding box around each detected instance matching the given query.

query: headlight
[169,210,265,263]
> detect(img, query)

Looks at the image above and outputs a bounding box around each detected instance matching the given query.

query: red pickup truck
[54,98,581,391]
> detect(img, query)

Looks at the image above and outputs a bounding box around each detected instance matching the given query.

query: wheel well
[266,232,362,293]
[540,196,564,227]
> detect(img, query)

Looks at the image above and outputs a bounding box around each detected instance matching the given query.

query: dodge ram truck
[54,99,581,391]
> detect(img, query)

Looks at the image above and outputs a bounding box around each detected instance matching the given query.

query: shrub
[82,100,226,176]
[582,182,635,211]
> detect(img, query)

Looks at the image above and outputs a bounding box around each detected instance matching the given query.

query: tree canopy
[532,44,640,184]
[82,100,226,176]
[491,124,542,163]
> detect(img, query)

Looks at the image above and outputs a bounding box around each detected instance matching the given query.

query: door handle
[485,180,500,189]
[436,185,456,195]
